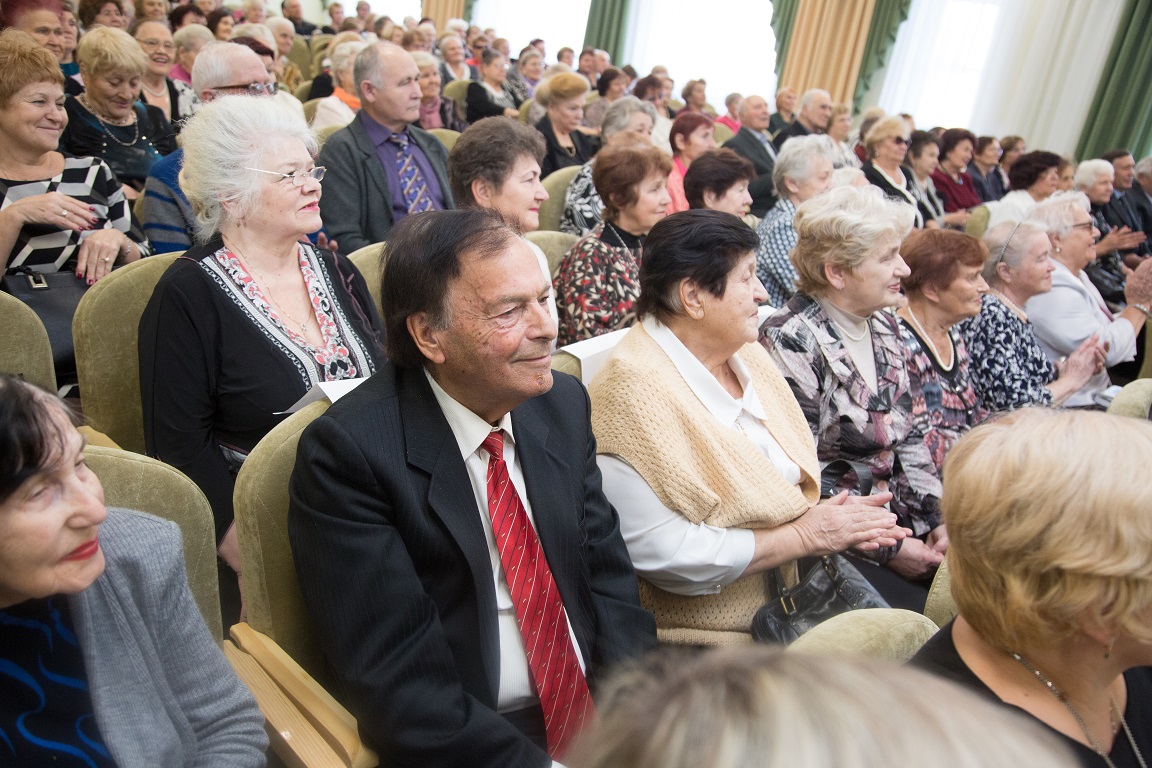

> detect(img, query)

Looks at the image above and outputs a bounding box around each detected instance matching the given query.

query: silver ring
[61,209,69,217]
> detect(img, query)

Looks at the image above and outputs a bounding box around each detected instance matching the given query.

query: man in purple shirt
[317,42,454,253]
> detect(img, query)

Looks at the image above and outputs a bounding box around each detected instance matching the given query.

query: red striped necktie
[481,429,594,759]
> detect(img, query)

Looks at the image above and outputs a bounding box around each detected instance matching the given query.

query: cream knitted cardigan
[590,323,821,645]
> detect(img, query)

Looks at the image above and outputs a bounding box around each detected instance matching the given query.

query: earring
[1054,246,1062,253]
[1105,636,1116,660]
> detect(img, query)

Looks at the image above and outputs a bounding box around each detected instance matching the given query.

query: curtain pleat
[1076,0,1152,159]
[423,0,466,30]
[771,0,801,82]
[583,0,631,64]
[779,0,877,104]
[852,0,910,111]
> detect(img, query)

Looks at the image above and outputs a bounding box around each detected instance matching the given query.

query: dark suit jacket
[1103,190,1150,258]
[1129,182,1152,239]
[723,126,778,218]
[288,365,656,768]
[771,119,811,151]
[317,115,454,253]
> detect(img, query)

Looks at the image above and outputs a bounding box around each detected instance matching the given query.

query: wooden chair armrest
[229,623,378,768]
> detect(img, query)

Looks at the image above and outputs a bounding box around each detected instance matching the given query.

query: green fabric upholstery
[303,97,322,124]
[73,254,178,454]
[551,351,581,379]
[789,608,939,662]
[234,400,331,679]
[346,242,386,321]
[0,290,57,392]
[525,230,578,279]
[538,165,583,232]
[965,205,990,240]
[85,445,222,640]
[428,128,461,151]
[293,79,314,102]
[1107,379,1152,419]
[924,558,957,630]
[288,35,313,80]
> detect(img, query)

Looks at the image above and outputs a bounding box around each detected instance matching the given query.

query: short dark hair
[0,376,75,504]
[478,46,502,68]
[596,66,623,97]
[1009,150,1063,190]
[593,142,673,222]
[168,4,204,27]
[206,8,232,35]
[381,209,517,369]
[684,149,755,209]
[669,111,713,158]
[1100,148,1133,164]
[449,117,546,207]
[939,128,976,161]
[907,130,940,161]
[975,135,998,155]
[637,210,759,323]
[900,228,988,298]
[631,74,662,102]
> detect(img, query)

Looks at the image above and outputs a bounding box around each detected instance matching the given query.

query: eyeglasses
[213,81,279,96]
[892,136,909,146]
[138,38,176,51]
[245,166,327,186]
[1070,221,1097,232]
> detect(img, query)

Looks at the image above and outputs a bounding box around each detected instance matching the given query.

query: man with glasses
[140,43,279,253]
[317,41,454,253]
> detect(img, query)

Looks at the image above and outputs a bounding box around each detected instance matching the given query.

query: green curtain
[463,0,474,21]
[1077,0,1152,159]
[851,0,910,112]
[771,0,800,82]
[583,0,630,64]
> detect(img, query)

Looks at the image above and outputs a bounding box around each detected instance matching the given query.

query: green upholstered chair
[346,242,386,320]
[712,122,735,145]
[85,445,222,639]
[518,98,534,124]
[789,608,939,662]
[73,253,179,454]
[293,79,314,102]
[923,558,957,630]
[316,122,344,150]
[288,35,313,80]
[1107,379,1152,418]
[0,290,57,392]
[309,33,333,53]
[442,78,472,121]
[538,164,583,231]
[965,205,991,239]
[525,230,578,279]
[303,97,322,125]
[428,127,461,151]
[1140,332,1152,379]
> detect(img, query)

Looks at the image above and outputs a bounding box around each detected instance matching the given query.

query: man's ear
[407,311,447,365]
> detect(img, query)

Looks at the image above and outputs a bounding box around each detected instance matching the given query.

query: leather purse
[2,266,89,383]
[750,459,889,644]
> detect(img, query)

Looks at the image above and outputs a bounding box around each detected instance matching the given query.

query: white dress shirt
[1025,260,1136,407]
[425,371,586,714]
[597,317,801,596]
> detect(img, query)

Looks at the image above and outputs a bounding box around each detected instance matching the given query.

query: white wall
[470,0,593,63]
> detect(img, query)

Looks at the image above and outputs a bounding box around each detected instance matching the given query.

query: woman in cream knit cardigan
[589,210,908,646]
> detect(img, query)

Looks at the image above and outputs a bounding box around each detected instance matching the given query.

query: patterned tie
[388,132,434,214]
[481,429,594,759]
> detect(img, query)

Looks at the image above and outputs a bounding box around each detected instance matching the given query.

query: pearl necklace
[989,288,1027,321]
[1011,652,1147,768]
[140,79,168,98]
[903,306,954,370]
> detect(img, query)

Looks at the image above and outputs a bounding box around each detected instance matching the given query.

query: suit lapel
[350,116,392,205]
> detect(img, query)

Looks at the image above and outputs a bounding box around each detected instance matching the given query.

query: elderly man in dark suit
[722,94,778,217]
[1131,155,1152,241]
[288,209,656,768]
[318,42,453,253]
[1101,149,1150,264]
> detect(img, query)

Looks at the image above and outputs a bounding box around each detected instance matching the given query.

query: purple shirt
[358,111,446,222]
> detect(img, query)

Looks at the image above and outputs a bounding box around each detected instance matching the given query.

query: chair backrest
[442,78,472,120]
[1107,379,1152,418]
[667,98,684,112]
[428,127,461,151]
[74,253,179,454]
[293,79,314,102]
[316,122,344,150]
[85,445,222,639]
[0,290,57,392]
[538,164,583,231]
[525,230,578,278]
[965,205,990,239]
[788,608,939,662]
[712,122,735,145]
[923,558,957,629]
[1141,329,1152,380]
[585,91,600,104]
[234,399,331,677]
[346,242,386,320]
[303,97,322,124]
[702,103,718,117]
[309,33,333,54]
[518,98,534,124]
[288,35,313,80]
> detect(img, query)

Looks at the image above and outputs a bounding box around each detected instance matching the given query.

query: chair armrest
[229,623,378,768]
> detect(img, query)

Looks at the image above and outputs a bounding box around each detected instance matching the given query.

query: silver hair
[264,16,293,35]
[736,94,765,121]
[410,50,436,69]
[330,40,366,76]
[352,41,405,102]
[173,23,215,52]
[830,166,866,188]
[981,220,1047,284]
[798,88,830,112]
[1073,158,1113,190]
[724,92,742,110]
[1136,156,1152,179]
[601,95,658,139]
[178,95,318,242]
[191,41,265,94]
[1027,191,1090,238]
[772,134,835,196]
[231,23,275,49]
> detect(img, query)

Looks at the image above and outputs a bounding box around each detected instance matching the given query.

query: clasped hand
[792,490,910,557]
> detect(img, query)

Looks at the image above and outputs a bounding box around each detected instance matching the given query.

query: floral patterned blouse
[560,161,603,236]
[958,293,1056,412]
[759,294,943,546]
[554,222,643,346]
[897,318,988,475]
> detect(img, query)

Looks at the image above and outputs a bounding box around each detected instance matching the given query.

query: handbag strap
[820,458,873,498]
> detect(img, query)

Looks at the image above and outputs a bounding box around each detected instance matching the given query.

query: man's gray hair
[601,95,658,139]
[232,22,275,50]
[353,41,404,101]
[264,16,293,36]
[799,88,830,112]
[173,23,214,53]
[191,42,264,95]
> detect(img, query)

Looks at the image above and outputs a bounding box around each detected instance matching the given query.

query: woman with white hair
[412,50,467,132]
[311,40,366,130]
[1076,158,1148,306]
[759,186,945,610]
[754,134,834,306]
[139,96,383,603]
[170,23,215,84]
[959,219,1102,411]
[1025,191,1152,407]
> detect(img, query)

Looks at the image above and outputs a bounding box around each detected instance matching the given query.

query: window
[469,0,594,62]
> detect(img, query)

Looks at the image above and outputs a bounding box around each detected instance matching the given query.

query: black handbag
[2,265,89,383]
[749,459,889,644]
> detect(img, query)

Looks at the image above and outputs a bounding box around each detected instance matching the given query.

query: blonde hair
[569,646,1076,768]
[76,26,148,80]
[790,185,915,296]
[534,71,588,106]
[944,409,1152,651]
[864,114,909,159]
